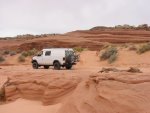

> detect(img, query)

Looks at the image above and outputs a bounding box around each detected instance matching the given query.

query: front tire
[54,62,61,70]
[32,62,39,69]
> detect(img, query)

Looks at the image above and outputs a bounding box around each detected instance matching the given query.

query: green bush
[18,55,25,62]
[100,47,118,63]
[0,56,5,62]
[137,42,150,54]
[73,47,84,52]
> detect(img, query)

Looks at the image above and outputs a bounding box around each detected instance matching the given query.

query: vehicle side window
[45,51,51,56]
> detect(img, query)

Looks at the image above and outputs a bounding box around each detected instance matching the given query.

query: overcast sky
[0,0,150,37]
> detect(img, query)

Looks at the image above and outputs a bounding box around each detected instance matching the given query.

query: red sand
[0,99,61,113]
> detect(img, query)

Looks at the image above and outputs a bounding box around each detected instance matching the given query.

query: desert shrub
[73,47,84,52]
[137,24,149,30]
[2,50,10,55]
[90,26,108,30]
[9,51,17,56]
[18,55,25,62]
[128,45,137,51]
[102,44,116,50]
[100,47,118,63]
[108,52,117,63]
[21,48,38,57]
[121,43,129,48]
[137,42,150,54]
[115,24,135,29]
[101,44,110,50]
[27,48,38,56]
[0,56,5,62]
[21,51,28,57]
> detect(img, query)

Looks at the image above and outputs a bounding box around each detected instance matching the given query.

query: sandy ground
[1,50,150,113]
[0,99,61,113]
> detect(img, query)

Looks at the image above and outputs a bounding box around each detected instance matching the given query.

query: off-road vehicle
[32,48,76,70]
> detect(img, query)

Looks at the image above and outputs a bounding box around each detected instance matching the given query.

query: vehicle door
[43,50,51,65]
[36,51,44,65]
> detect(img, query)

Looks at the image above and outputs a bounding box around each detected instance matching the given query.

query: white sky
[0,0,150,37]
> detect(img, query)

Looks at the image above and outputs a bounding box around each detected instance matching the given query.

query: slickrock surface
[4,75,80,105]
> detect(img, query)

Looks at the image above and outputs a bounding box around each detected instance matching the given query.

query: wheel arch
[32,60,38,63]
[53,60,60,65]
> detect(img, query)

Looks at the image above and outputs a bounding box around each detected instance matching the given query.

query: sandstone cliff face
[4,75,80,105]
[1,28,150,51]
[58,72,150,113]
[3,72,150,113]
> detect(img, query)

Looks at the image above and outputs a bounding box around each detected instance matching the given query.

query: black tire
[65,65,72,70]
[44,65,49,69]
[32,62,38,69]
[53,62,61,70]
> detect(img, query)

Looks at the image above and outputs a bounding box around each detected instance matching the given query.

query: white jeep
[32,48,76,70]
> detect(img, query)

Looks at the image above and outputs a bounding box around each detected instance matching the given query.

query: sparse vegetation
[99,67,142,73]
[101,44,110,50]
[108,52,117,63]
[27,48,38,56]
[100,47,118,63]
[128,45,137,51]
[9,51,17,56]
[73,47,84,52]
[115,24,135,29]
[0,56,5,62]
[137,42,150,54]
[21,51,28,57]
[101,43,117,51]
[0,50,17,56]
[18,55,25,62]
[121,43,129,48]
[91,24,150,30]
[127,67,142,73]
[2,50,10,55]
[21,48,38,57]
[137,24,149,30]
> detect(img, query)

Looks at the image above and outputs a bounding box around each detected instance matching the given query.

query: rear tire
[54,62,61,70]
[65,65,72,70]
[44,65,49,69]
[32,62,38,69]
